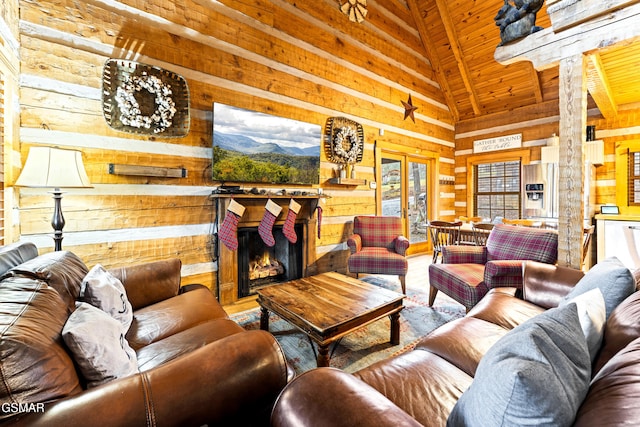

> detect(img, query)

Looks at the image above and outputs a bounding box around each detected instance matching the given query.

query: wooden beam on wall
[108,164,187,178]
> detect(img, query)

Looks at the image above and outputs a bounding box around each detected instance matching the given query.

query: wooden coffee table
[257,272,405,367]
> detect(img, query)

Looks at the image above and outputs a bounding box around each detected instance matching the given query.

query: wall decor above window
[102,59,190,137]
[324,117,364,165]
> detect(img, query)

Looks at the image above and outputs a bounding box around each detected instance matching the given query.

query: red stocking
[258,199,282,247]
[218,199,245,251]
[283,199,301,244]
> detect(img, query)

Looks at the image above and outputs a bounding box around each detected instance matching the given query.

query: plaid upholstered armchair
[347,216,410,294]
[428,223,558,311]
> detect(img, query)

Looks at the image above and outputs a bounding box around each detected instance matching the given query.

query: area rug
[230,275,465,374]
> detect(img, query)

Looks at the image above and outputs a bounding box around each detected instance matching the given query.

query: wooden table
[257,272,405,367]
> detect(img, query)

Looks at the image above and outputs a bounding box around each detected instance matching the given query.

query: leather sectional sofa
[0,242,290,426]
[272,259,640,426]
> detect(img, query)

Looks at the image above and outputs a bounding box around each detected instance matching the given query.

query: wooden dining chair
[428,220,462,263]
[582,225,595,267]
[472,222,494,246]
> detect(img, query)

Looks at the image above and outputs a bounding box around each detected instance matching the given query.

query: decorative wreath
[333,126,360,163]
[114,72,177,134]
[324,117,364,164]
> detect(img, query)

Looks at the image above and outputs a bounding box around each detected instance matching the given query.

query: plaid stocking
[218,199,245,251]
[283,199,301,244]
[258,199,282,247]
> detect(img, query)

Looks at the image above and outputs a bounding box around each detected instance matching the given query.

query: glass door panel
[408,161,428,245]
[381,157,403,217]
[378,152,430,254]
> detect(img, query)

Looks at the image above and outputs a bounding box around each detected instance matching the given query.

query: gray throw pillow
[447,303,591,427]
[80,264,133,331]
[560,257,635,319]
[62,302,138,388]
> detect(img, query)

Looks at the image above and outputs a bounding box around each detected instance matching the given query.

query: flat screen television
[212,103,321,185]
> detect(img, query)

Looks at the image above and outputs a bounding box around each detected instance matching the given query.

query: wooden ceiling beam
[433,0,482,116]
[405,0,459,122]
[586,53,618,119]
[528,64,544,103]
[495,2,640,70]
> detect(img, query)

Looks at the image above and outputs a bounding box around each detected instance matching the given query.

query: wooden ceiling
[404,0,640,122]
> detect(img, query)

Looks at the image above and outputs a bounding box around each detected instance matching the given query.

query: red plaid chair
[347,216,410,294]
[428,223,558,311]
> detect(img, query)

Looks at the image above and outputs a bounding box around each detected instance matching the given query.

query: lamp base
[50,188,65,251]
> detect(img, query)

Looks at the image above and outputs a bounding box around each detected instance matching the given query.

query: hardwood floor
[223,253,433,315]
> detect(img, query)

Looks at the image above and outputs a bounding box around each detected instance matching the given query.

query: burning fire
[249,252,284,281]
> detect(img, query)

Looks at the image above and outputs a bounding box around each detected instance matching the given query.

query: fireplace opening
[237,224,303,298]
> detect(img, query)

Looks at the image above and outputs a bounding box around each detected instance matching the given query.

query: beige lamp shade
[16,147,92,189]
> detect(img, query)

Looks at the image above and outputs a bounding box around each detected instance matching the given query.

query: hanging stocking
[218,199,245,251]
[282,199,301,244]
[258,199,282,247]
[316,206,323,238]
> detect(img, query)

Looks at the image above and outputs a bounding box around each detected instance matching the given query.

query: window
[629,150,640,206]
[474,161,521,221]
[616,141,640,214]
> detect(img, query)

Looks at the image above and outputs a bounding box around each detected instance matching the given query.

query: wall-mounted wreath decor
[102,59,190,137]
[324,117,364,164]
[339,0,368,23]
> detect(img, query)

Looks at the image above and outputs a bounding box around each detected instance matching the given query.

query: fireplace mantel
[212,194,320,305]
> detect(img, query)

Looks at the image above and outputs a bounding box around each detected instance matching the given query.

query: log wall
[10,0,455,298]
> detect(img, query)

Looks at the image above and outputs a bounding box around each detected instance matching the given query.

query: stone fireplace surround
[212,194,320,305]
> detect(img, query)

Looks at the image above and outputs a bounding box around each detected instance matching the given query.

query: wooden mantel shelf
[211,193,321,199]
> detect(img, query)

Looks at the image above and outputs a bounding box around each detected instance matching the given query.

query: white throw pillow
[561,288,606,363]
[63,302,138,388]
[80,264,133,331]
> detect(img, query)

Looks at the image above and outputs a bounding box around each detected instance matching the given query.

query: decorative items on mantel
[339,0,368,23]
[102,59,190,137]
[324,116,366,186]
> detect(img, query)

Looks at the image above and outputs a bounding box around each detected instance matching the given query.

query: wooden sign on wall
[473,134,522,153]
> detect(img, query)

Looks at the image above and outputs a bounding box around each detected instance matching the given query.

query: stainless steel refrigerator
[522,163,595,221]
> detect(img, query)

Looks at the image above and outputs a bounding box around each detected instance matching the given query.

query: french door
[377,151,432,254]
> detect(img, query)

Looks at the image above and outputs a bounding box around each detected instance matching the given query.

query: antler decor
[339,0,368,23]
[324,117,364,164]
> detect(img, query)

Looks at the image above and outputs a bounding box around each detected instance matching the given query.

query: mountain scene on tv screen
[212,131,320,184]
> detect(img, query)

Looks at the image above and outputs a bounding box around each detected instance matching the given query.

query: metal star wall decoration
[340,0,368,23]
[402,94,418,123]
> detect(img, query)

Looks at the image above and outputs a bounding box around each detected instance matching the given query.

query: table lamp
[15,147,92,251]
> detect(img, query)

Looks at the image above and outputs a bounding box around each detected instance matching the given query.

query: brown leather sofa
[272,260,640,427]
[0,242,290,426]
